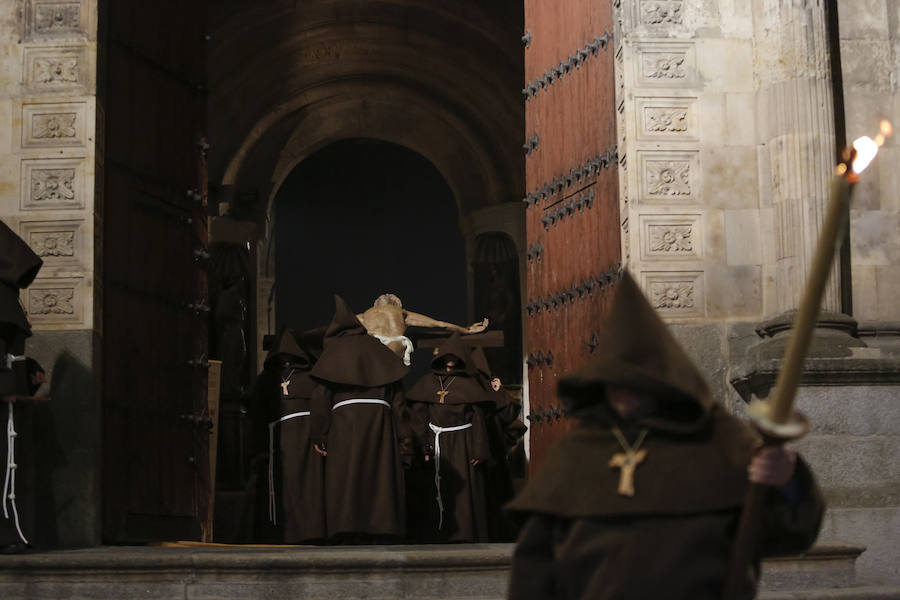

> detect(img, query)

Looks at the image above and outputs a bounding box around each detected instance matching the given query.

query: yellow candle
[768,174,851,424]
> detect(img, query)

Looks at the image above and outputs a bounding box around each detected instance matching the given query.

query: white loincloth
[371,334,414,366]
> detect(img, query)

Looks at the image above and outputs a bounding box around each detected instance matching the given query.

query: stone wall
[0,0,101,547]
[615,0,900,585]
[841,0,900,323]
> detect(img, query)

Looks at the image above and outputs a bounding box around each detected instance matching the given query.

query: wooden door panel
[524,0,620,469]
[102,1,209,542]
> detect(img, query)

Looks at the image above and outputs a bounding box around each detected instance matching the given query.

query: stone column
[756,0,841,316]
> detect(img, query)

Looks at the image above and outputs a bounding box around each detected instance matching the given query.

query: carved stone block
[24,46,88,91]
[20,101,89,149]
[637,150,699,202]
[636,43,696,87]
[25,1,86,40]
[639,1,684,26]
[19,219,84,267]
[641,271,704,318]
[20,157,87,210]
[635,97,697,141]
[640,214,702,260]
[25,277,84,325]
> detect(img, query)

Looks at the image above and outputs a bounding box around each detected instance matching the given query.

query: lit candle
[766,122,891,425]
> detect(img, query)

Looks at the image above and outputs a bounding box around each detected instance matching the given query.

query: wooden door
[523,0,621,469]
[101,0,211,542]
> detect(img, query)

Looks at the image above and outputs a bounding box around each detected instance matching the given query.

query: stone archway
[206,1,525,371]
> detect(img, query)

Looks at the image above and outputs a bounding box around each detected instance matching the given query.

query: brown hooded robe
[262,328,325,543]
[506,272,823,600]
[309,295,409,540]
[404,333,496,542]
[0,220,43,549]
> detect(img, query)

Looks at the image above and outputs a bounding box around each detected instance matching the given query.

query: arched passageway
[273,138,467,381]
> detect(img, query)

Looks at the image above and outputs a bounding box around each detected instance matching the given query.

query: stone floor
[1,543,899,599]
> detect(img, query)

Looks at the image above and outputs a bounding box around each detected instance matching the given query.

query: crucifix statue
[356,293,488,365]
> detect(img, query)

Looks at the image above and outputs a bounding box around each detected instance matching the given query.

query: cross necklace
[281,369,296,396]
[436,375,456,404]
[608,427,649,497]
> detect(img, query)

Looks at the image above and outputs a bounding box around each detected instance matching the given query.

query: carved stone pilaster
[757,0,841,316]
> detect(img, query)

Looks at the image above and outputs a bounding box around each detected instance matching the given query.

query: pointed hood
[0,220,42,290]
[296,325,326,360]
[430,332,474,374]
[468,346,493,382]
[0,220,42,334]
[264,328,314,371]
[310,295,409,387]
[324,294,367,339]
[557,271,711,434]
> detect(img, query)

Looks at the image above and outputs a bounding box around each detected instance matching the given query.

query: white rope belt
[331,398,390,411]
[428,421,472,530]
[372,334,414,366]
[3,353,27,545]
[267,411,310,525]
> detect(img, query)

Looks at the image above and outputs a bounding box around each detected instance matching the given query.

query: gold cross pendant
[281,380,291,396]
[608,449,647,497]
[436,390,449,404]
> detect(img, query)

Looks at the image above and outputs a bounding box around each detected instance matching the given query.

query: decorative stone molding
[20,101,88,149]
[641,270,704,318]
[24,46,88,91]
[636,150,698,203]
[25,277,84,325]
[635,43,695,87]
[635,97,697,141]
[25,1,86,40]
[639,213,701,260]
[20,157,86,210]
[639,1,683,26]
[19,219,84,267]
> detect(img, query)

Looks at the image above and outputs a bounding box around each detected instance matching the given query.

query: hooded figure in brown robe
[506,272,823,600]
[0,220,44,552]
[310,295,409,541]
[404,333,496,542]
[263,327,325,543]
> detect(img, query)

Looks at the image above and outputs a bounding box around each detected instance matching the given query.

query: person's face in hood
[437,355,462,373]
[607,383,657,422]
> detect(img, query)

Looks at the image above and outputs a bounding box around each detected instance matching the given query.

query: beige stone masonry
[0,0,99,331]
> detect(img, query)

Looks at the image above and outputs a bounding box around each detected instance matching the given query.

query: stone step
[0,543,892,600]
[760,587,900,599]
[761,544,864,591]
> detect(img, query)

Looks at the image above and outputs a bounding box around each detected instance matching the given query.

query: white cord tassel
[4,402,28,545]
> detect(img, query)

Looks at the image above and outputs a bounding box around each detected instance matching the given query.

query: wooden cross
[436,390,449,404]
[608,449,647,497]
[281,380,291,396]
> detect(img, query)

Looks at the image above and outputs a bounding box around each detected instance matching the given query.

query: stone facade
[0,0,101,547]
[615,0,900,585]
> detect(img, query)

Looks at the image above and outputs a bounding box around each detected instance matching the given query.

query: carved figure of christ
[356,293,488,361]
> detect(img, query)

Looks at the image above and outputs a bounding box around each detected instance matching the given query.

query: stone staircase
[0,543,897,599]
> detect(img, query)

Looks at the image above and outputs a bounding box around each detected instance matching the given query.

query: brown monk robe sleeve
[308,383,333,448]
[508,514,559,600]
[760,456,825,557]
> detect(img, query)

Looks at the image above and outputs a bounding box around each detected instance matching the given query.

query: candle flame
[846,120,892,176]
[852,136,879,174]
